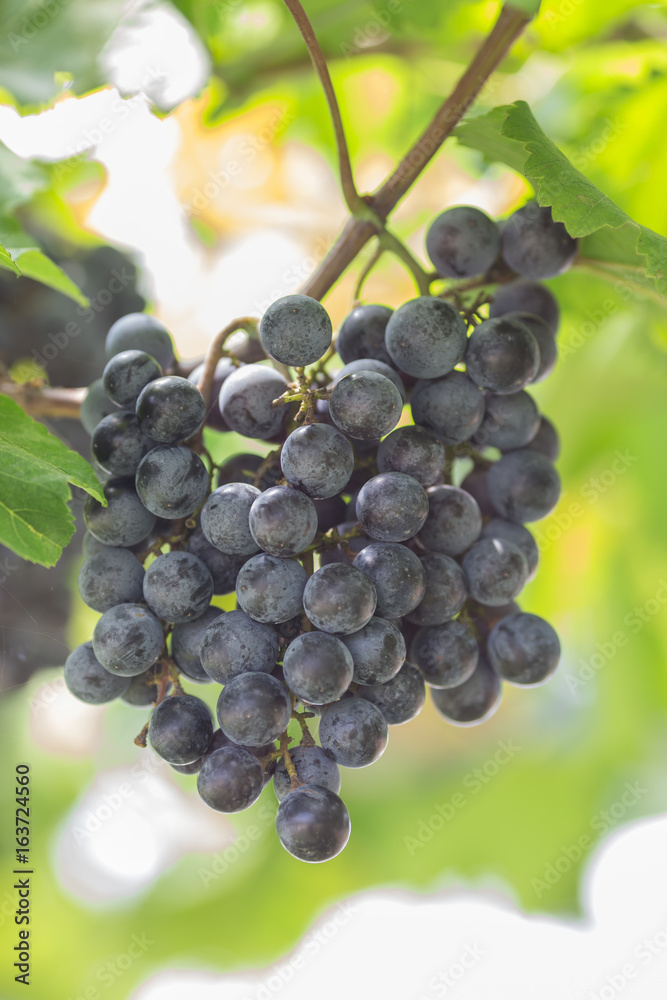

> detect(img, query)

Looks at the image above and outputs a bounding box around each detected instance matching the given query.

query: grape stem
[279,730,300,790]
[293,710,316,747]
[378,229,432,296]
[300,5,531,301]
[281,0,363,215]
[197,316,259,411]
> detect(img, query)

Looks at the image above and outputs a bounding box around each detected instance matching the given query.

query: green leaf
[455,100,667,299]
[0,395,105,567]
[0,233,89,306]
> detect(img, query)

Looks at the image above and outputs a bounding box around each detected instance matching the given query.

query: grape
[465,599,521,642]
[353,542,425,618]
[431,656,502,726]
[81,378,121,435]
[91,411,153,477]
[187,358,236,431]
[205,729,277,786]
[81,531,108,559]
[303,563,376,635]
[216,672,292,746]
[376,425,445,487]
[281,423,354,499]
[462,538,528,606]
[328,371,402,441]
[276,785,350,863]
[384,297,467,378]
[218,364,289,440]
[410,371,485,445]
[525,415,560,462]
[465,317,540,394]
[406,553,467,626]
[92,603,164,676]
[319,697,388,767]
[340,616,406,685]
[273,746,341,802]
[171,605,222,682]
[487,449,561,522]
[84,479,156,547]
[199,609,279,683]
[215,452,281,491]
[333,358,405,401]
[487,612,560,686]
[103,350,162,408]
[77,547,145,612]
[489,279,560,333]
[260,294,332,366]
[426,206,500,278]
[356,663,425,725]
[106,313,175,370]
[418,485,482,556]
[473,391,540,451]
[148,693,213,765]
[236,553,308,624]
[186,528,247,595]
[503,312,557,384]
[136,376,206,444]
[336,304,394,365]
[121,669,163,706]
[143,551,213,623]
[135,445,209,519]
[200,482,261,556]
[249,485,318,557]
[64,642,130,704]
[501,204,578,280]
[282,631,354,704]
[460,465,495,518]
[356,472,428,542]
[411,620,479,689]
[481,518,539,579]
[318,521,370,567]
[197,747,264,812]
[313,495,347,533]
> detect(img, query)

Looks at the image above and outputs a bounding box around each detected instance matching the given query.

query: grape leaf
[455,100,667,299]
[0,235,90,306]
[0,395,105,566]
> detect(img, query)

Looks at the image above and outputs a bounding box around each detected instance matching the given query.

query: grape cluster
[65,201,570,863]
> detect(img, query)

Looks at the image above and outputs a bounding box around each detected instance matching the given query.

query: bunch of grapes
[65,202,571,864]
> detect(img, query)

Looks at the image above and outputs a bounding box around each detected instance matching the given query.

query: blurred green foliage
[1,1,667,998]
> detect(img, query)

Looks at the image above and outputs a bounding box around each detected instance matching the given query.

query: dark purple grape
[260,294,332,366]
[148,693,213,765]
[431,656,501,726]
[329,371,402,441]
[199,609,279,683]
[187,358,236,431]
[353,542,425,618]
[273,746,341,802]
[282,631,353,704]
[84,479,156,547]
[487,612,560,686]
[426,206,500,278]
[376,425,445,487]
[336,304,394,365]
[135,445,209,519]
[501,204,578,280]
[236,554,308,624]
[418,485,482,556]
[197,747,264,812]
[303,563,376,635]
[410,371,485,445]
[103,350,163,408]
[64,642,130,704]
[91,411,153,477]
[480,519,538,579]
[461,538,528,606]
[504,312,557,383]
[340,616,405,685]
[332,358,406,401]
[406,553,467,627]
[171,605,222,682]
[143,551,213,623]
[487,449,561,523]
[355,663,425,725]
[473,391,540,451]
[281,423,354,499]
[105,313,174,370]
[92,603,164,676]
[186,528,247,595]
[218,365,290,440]
[465,317,540,394]
[276,785,350,862]
[356,472,428,542]
[488,280,560,333]
[524,415,560,462]
[77,547,145,612]
[200,482,261,556]
[385,297,467,379]
[410,620,478,689]
[81,378,121,435]
[319,697,388,768]
[136,376,206,444]
[249,485,318,557]
[216,672,292,746]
